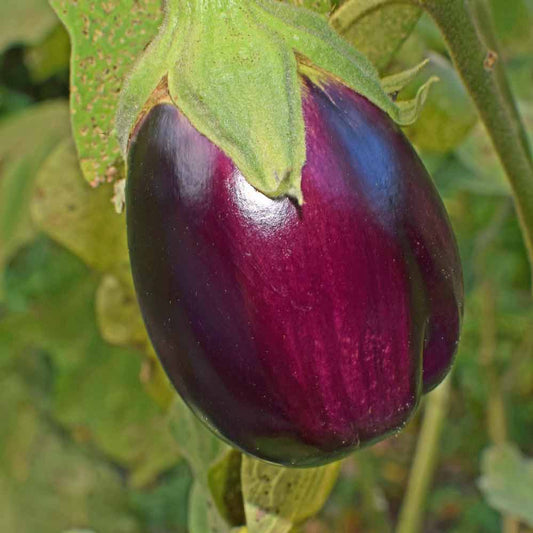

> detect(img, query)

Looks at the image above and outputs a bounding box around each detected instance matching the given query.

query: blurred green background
[1,0,533,532]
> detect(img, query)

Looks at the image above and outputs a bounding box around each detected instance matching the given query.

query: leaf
[330,0,422,71]
[0,375,141,533]
[169,395,229,483]
[30,137,131,284]
[489,0,533,55]
[208,450,246,526]
[478,443,533,526]
[189,481,232,533]
[403,53,478,153]
[241,456,340,533]
[129,461,193,532]
[169,396,233,532]
[284,0,334,15]
[380,59,429,95]
[0,0,58,53]
[456,102,533,195]
[29,136,177,412]
[0,86,33,118]
[24,23,70,83]
[49,0,162,186]
[53,341,182,488]
[139,344,177,410]
[0,100,70,287]
[2,237,181,487]
[0,100,69,163]
[95,274,147,348]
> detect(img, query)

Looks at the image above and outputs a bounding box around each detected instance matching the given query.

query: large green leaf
[169,396,232,532]
[30,137,131,284]
[478,443,533,526]
[24,23,70,82]
[0,375,141,533]
[0,100,70,287]
[241,456,340,533]
[129,461,192,533]
[330,0,421,70]
[49,0,162,186]
[0,87,33,118]
[208,450,246,527]
[284,0,334,14]
[188,481,231,533]
[95,274,147,348]
[2,236,180,487]
[169,396,229,483]
[489,0,533,55]
[456,102,533,196]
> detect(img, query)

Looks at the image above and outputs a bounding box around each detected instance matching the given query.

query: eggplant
[126,73,463,466]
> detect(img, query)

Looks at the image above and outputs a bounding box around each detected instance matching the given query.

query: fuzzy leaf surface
[49,0,162,186]
[242,457,340,533]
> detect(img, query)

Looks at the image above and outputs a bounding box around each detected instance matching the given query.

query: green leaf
[489,0,533,55]
[0,100,69,163]
[208,450,246,527]
[189,481,232,533]
[95,274,147,348]
[129,461,193,532]
[24,23,70,83]
[49,0,162,186]
[478,443,533,526]
[2,237,181,487]
[456,102,533,195]
[169,395,229,483]
[169,396,232,532]
[0,87,33,118]
[0,100,70,288]
[0,375,141,533]
[0,0,58,53]
[380,59,429,95]
[30,137,131,284]
[29,137,177,411]
[241,456,340,533]
[284,0,334,15]
[53,342,182,488]
[330,0,422,71]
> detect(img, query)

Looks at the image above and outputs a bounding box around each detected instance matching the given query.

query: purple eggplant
[126,74,463,466]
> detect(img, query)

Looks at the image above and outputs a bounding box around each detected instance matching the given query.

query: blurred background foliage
[1,0,533,532]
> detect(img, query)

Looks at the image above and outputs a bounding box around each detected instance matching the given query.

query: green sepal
[380,59,431,95]
[117,0,434,201]
[380,60,440,124]
[394,76,439,124]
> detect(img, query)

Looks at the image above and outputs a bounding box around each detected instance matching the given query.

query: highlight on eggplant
[126,69,463,467]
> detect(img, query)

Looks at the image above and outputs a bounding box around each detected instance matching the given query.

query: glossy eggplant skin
[126,76,463,467]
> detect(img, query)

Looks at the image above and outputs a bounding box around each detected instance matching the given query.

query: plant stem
[395,376,451,533]
[479,280,521,533]
[421,0,533,284]
[480,283,506,445]
[357,451,392,532]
